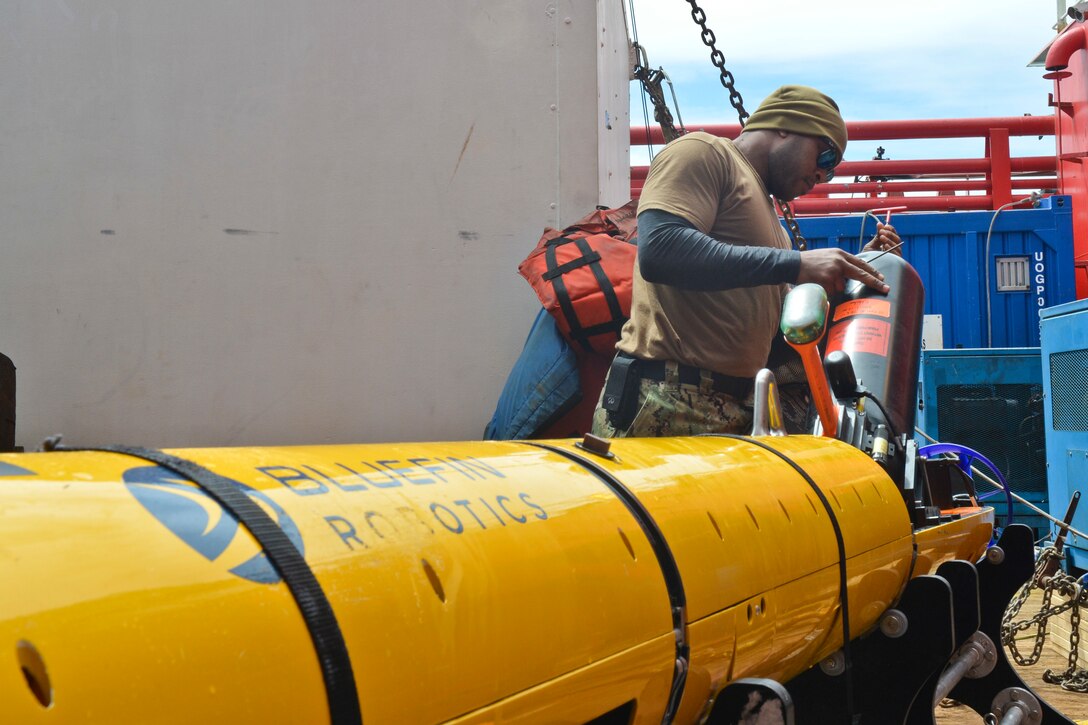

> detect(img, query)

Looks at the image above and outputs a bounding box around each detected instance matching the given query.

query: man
[591,85,901,438]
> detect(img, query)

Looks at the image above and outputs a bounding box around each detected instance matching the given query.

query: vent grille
[935,383,1046,495]
[1050,349,1088,431]
[995,256,1030,292]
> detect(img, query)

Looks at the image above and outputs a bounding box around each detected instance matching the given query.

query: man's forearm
[637,208,801,290]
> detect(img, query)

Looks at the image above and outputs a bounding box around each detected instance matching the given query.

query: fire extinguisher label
[827,319,891,356]
[832,298,891,322]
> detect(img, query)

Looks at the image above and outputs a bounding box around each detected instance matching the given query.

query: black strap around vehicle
[707,434,856,721]
[524,441,689,724]
[543,235,627,352]
[50,442,362,725]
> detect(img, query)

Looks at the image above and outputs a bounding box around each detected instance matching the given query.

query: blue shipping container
[1040,298,1088,570]
[917,348,1047,538]
[792,195,1075,348]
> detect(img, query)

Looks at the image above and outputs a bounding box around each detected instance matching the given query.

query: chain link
[776,199,808,251]
[1001,546,1088,690]
[682,0,808,251]
[1058,601,1088,689]
[684,0,747,125]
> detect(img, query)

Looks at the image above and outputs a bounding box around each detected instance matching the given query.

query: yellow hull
[0,435,992,723]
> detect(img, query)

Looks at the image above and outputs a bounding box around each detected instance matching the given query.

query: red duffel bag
[518,201,638,355]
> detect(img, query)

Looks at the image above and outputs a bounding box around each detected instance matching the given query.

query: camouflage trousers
[590,357,813,438]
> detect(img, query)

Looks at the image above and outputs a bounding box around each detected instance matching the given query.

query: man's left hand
[861,222,902,256]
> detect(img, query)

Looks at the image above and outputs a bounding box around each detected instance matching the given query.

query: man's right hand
[796,248,889,295]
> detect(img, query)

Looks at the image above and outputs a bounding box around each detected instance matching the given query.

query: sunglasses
[817,139,840,182]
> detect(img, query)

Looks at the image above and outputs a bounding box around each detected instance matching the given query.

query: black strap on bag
[543,235,627,353]
[47,442,363,725]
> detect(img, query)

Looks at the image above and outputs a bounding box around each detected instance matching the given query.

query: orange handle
[794,340,839,437]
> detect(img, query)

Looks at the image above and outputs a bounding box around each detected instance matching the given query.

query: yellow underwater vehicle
[0,253,1068,723]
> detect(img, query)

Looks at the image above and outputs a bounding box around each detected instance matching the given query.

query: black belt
[621,354,752,398]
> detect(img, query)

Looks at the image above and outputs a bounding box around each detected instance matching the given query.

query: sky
[627,0,1068,164]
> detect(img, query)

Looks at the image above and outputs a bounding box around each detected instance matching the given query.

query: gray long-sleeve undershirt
[637,208,802,291]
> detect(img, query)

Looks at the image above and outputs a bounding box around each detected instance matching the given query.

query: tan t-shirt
[618,132,792,377]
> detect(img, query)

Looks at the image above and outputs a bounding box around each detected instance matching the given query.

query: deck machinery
[0,254,1069,723]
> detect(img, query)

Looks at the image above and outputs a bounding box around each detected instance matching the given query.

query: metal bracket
[750,369,787,437]
[706,677,795,725]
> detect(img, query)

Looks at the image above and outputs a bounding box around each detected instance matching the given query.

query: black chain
[683,0,808,251]
[1002,546,1088,691]
[776,199,808,251]
[685,0,748,125]
[1055,601,1088,690]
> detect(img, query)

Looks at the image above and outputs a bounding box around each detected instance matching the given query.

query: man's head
[742,85,847,200]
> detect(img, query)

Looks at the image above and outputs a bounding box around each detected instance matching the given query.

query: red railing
[631,116,1057,214]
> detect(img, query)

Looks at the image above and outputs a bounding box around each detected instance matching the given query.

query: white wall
[1,1,631,448]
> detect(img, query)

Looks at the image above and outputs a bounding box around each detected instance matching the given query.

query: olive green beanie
[744,85,847,157]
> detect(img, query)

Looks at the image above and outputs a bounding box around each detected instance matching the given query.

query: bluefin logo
[123,465,305,584]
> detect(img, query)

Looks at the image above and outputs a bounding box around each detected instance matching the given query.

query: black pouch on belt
[602,354,641,429]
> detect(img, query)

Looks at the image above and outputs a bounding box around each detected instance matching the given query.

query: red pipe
[632,157,1054,181]
[843,117,1054,140]
[631,117,1056,211]
[631,116,1055,146]
[809,156,1055,176]
[1046,22,1088,70]
[790,197,1002,214]
[990,129,1013,207]
[815,179,1056,194]
[630,184,1055,205]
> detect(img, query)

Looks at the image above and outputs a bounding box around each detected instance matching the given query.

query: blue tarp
[484,308,581,440]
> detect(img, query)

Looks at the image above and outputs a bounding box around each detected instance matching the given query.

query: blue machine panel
[918,348,1047,537]
[1041,298,1088,571]
[795,196,1075,348]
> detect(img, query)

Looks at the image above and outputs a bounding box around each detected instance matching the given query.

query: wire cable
[627,1,656,160]
[860,391,900,442]
[984,192,1040,346]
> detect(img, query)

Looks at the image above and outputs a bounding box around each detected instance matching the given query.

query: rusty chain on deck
[1002,545,1088,691]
